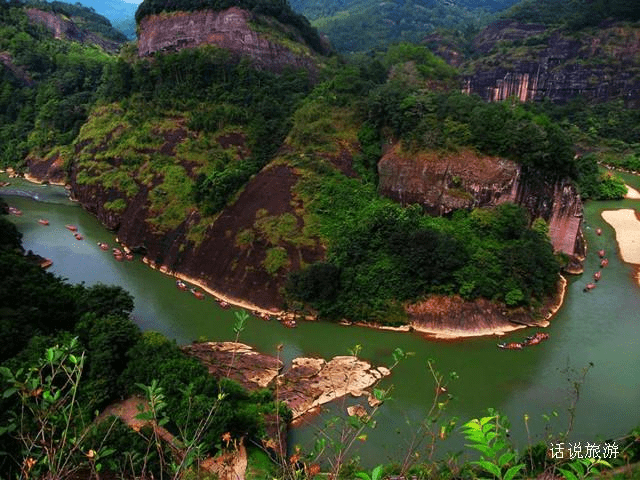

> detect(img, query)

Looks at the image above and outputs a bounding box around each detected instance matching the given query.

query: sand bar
[624,184,640,199]
[601,209,640,264]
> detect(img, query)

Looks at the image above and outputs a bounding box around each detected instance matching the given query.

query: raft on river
[497,331,549,350]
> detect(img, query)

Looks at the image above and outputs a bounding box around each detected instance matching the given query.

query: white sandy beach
[601,209,640,264]
[624,184,640,199]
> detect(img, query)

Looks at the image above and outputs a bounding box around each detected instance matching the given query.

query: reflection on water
[2,173,640,465]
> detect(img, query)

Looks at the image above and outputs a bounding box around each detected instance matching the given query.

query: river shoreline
[140,256,565,340]
[601,208,640,270]
[12,170,566,340]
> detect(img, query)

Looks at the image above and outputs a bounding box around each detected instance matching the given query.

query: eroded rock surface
[138,8,320,75]
[461,20,640,106]
[182,342,390,420]
[377,146,584,259]
[181,342,282,390]
[277,356,390,419]
[378,147,519,216]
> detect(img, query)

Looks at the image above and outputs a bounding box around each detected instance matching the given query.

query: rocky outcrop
[377,146,584,259]
[182,342,390,420]
[181,342,283,390]
[25,9,122,53]
[277,356,390,420]
[24,152,66,185]
[137,8,320,75]
[378,147,519,216]
[68,162,323,311]
[0,52,34,87]
[461,20,640,106]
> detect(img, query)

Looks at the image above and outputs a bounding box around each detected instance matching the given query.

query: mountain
[4,0,636,329]
[286,0,523,53]
[69,0,138,38]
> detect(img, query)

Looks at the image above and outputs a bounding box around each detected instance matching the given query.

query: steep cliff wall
[378,148,519,216]
[68,161,323,311]
[137,8,320,75]
[461,20,640,106]
[378,146,584,259]
[25,9,122,53]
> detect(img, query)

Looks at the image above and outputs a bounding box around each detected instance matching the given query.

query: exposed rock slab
[138,8,320,75]
[181,342,283,390]
[406,295,546,339]
[378,147,519,216]
[277,356,391,419]
[377,145,584,259]
[182,342,391,420]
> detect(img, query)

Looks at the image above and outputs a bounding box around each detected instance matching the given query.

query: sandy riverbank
[141,257,289,319]
[625,184,640,199]
[601,209,640,265]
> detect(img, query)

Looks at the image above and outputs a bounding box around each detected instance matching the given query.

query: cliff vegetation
[0,0,121,166]
[0,0,634,323]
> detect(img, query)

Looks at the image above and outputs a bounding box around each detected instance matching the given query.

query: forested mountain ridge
[2,0,634,329]
[0,0,125,168]
[285,0,523,53]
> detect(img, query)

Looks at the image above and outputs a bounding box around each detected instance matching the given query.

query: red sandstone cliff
[377,146,584,261]
[458,20,640,106]
[137,8,322,75]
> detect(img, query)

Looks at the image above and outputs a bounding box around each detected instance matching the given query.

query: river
[2,172,640,467]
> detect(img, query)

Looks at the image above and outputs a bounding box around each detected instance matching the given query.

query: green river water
[2,172,640,466]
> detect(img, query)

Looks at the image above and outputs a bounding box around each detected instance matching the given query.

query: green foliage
[25,0,129,42]
[290,154,559,322]
[461,412,526,480]
[0,4,114,165]
[574,154,628,200]
[291,0,499,53]
[103,198,127,213]
[366,88,575,179]
[595,172,627,200]
[263,246,291,275]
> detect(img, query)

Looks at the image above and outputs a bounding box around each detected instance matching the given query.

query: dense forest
[0,198,287,478]
[0,0,119,164]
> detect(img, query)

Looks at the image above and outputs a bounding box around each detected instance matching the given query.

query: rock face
[68,162,323,311]
[377,146,584,258]
[378,148,519,216]
[461,20,640,106]
[277,356,390,419]
[25,9,122,53]
[24,152,66,185]
[138,8,320,75]
[181,342,390,420]
[181,342,283,390]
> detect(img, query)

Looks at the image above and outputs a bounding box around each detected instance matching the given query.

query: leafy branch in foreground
[461,412,525,480]
[0,338,116,478]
